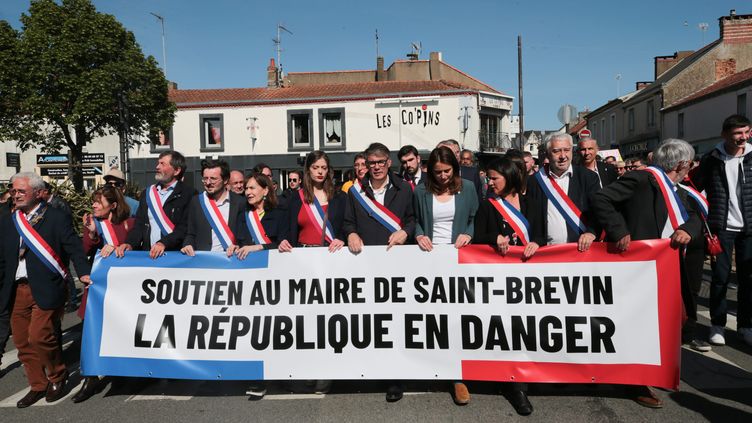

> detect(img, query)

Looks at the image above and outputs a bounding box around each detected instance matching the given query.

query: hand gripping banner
[82,240,682,389]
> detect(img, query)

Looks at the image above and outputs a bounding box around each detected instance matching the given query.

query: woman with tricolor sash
[279,150,346,253]
[236,172,284,258]
[78,185,134,403]
[473,156,537,415]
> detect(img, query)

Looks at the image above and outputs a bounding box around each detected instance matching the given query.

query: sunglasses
[289,178,299,182]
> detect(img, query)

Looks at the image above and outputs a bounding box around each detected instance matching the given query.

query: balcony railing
[479,131,513,152]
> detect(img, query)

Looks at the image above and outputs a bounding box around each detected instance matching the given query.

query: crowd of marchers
[0,114,750,416]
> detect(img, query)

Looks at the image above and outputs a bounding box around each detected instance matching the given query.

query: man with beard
[116,151,196,258]
[398,145,425,189]
[181,159,249,255]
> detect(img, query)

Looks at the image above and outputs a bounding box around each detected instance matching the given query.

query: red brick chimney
[715,58,737,81]
[719,10,752,44]
[654,51,694,79]
[635,81,652,91]
[267,58,279,88]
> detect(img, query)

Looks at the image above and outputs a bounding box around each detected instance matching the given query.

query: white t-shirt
[432,196,455,245]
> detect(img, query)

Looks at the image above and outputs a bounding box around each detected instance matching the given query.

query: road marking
[1,330,80,373]
[0,374,82,408]
[264,393,326,400]
[126,394,193,401]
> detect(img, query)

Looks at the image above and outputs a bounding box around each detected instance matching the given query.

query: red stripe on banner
[458,240,682,390]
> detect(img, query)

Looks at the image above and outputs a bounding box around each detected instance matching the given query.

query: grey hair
[652,138,695,171]
[10,172,45,192]
[545,133,573,151]
[437,139,460,149]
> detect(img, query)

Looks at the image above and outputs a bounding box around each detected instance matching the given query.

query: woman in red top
[279,150,346,253]
[75,185,135,403]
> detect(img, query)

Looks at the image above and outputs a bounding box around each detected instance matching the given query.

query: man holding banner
[343,142,415,402]
[526,133,600,251]
[591,138,701,408]
[181,159,250,256]
[0,172,91,408]
[117,151,196,259]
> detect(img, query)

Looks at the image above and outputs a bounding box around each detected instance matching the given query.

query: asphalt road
[1,270,751,422]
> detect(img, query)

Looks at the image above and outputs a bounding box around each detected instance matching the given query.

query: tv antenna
[273,24,293,85]
[407,41,421,60]
[698,22,709,44]
[150,12,167,79]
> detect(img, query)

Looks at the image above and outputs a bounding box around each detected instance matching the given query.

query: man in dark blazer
[181,159,250,255]
[343,143,415,403]
[398,145,426,189]
[577,138,618,187]
[590,138,701,409]
[526,134,601,250]
[117,151,196,259]
[0,172,91,407]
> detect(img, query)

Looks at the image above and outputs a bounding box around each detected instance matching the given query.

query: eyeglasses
[366,159,388,168]
[288,178,299,182]
[105,180,124,188]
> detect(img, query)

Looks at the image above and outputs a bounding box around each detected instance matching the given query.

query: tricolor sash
[488,198,530,245]
[350,180,402,233]
[678,183,709,219]
[299,190,334,243]
[146,185,175,236]
[94,218,120,246]
[13,210,68,279]
[644,166,689,230]
[534,168,587,234]
[198,192,236,250]
[245,209,272,245]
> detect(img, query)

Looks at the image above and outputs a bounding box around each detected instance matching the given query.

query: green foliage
[0,0,176,190]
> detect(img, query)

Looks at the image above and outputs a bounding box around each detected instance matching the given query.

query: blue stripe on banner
[81,251,269,379]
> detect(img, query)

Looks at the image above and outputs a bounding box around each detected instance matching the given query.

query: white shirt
[546,166,573,245]
[432,195,455,245]
[413,169,423,185]
[369,179,390,205]
[149,180,178,246]
[209,191,232,252]
[15,202,43,280]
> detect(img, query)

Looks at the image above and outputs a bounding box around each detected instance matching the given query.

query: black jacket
[525,166,601,245]
[694,145,752,234]
[183,192,251,251]
[244,206,285,249]
[473,196,533,246]
[126,181,197,251]
[343,172,416,245]
[590,170,702,242]
[460,165,483,202]
[0,205,90,310]
[280,190,347,246]
[591,162,619,187]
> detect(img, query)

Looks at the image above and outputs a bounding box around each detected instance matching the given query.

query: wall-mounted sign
[6,153,20,168]
[40,166,102,178]
[37,154,68,165]
[82,153,105,164]
[376,104,440,129]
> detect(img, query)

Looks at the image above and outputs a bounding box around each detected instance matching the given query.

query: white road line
[126,394,193,401]
[264,393,326,400]
[697,310,737,331]
[1,331,80,373]
[0,377,82,408]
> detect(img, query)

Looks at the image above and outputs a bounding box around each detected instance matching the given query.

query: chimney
[635,81,652,91]
[720,10,752,44]
[429,51,442,81]
[654,51,694,79]
[167,81,178,91]
[376,56,386,81]
[267,58,279,88]
[715,58,737,81]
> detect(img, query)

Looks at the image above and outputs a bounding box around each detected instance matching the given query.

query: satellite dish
[557,104,578,125]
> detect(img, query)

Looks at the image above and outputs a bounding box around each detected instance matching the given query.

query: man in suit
[0,172,91,407]
[590,138,701,408]
[116,150,196,258]
[526,133,600,251]
[181,159,250,256]
[437,140,483,201]
[578,137,618,187]
[398,145,426,189]
[343,142,415,402]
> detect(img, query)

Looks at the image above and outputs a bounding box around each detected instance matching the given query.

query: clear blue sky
[2,0,745,129]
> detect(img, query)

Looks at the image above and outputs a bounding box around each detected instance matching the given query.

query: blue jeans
[710,230,752,328]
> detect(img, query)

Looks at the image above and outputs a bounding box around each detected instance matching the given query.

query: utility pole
[273,24,293,86]
[151,13,167,80]
[517,35,524,150]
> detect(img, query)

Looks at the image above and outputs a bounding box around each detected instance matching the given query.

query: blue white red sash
[350,180,402,233]
[488,198,530,245]
[299,190,334,243]
[644,166,689,230]
[534,168,587,234]
[198,192,236,250]
[678,183,709,219]
[245,209,271,245]
[12,210,68,279]
[146,184,175,236]
[94,218,120,246]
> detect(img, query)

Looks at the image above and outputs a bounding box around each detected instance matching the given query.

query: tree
[0,0,175,189]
